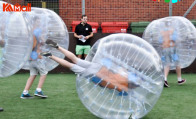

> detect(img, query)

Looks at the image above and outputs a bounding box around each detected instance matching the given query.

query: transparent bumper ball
[0,1,9,12]
[0,3,33,77]
[22,7,69,71]
[76,33,164,119]
[143,16,196,70]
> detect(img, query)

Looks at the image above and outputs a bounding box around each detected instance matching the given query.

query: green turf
[0,73,196,119]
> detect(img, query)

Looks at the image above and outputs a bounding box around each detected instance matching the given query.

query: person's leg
[46,39,82,62]
[50,55,74,68]
[24,64,38,91]
[75,45,84,59]
[174,47,185,83]
[33,61,48,98]
[21,75,37,99]
[164,66,170,80]
[50,55,85,74]
[77,55,82,59]
[24,75,37,91]
[34,75,48,98]
[176,66,186,84]
[45,40,91,66]
[37,75,47,89]
[164,65,170,87]
[41,50,93,69]
[58,46,78,64]
[21,64,39,99]
[83,45,91,59]
[176,66,181,79]
[41,52,87,74]
[162,48,171,87]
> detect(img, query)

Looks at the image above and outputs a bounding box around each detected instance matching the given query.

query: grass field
[0,73,196,119]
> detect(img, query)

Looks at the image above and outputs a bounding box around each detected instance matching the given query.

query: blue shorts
[161,47,179,66]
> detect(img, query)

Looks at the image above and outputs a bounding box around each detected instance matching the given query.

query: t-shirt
[31,28,42,60]
[75,23,92,45]
[33,28,42,42]
[33,28,42,51]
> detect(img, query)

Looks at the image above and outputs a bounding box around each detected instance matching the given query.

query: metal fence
[3,0,196,32]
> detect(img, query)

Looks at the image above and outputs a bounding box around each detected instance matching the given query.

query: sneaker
[34,90,48,98]
[178,79,186,85]
[46,39,58,48]
[40,51,52,57]
[164,81,169,87]
[20,93,34,99]
[0,107,3,112]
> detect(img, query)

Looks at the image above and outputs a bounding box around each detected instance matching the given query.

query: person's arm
[74,25,82,39]
[84,25,93,40]
[84,32,93,40]
[37,42,42,59]
[74,32,82,39]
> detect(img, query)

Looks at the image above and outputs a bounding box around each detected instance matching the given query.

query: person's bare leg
[176,65,186,84]
[176,66,181,79]
[57,46,78,63]
[37,75,47,89]
[77,54,82,59]
[164,65,170,81]
[163,65,170,87]
[50,55,74,68]
[84,54,87,58]
[24,75,37,90]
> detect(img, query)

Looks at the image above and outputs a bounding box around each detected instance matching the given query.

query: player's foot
[34,90,48,98]
[178,79,186,85]
[40,51,52,57]
[164,81,169,87]
[20,93,34,99]
[46,39,59,48]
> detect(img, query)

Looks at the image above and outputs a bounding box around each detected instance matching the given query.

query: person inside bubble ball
[159,21,186,87]
[20,17,48,99]
[41,39,140,96]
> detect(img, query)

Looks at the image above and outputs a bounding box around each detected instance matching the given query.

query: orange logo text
[3,3,31,12]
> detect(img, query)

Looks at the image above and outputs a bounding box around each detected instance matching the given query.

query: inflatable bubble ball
[143,16,196,70]
[22,7,69,71]
[0,1,33,77]
[76,33,164,119]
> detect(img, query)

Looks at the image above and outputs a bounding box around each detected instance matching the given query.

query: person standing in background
[74,15,93,59]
